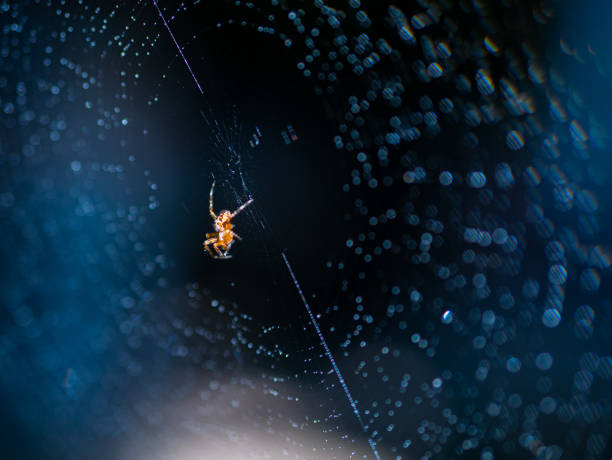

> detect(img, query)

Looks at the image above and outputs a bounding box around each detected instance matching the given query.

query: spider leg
[213,241,226,258]
[203,237,217,258]
[230,197,253,218]
[226,239,234,253]
[230,231,241,241]
[209,181,217,219]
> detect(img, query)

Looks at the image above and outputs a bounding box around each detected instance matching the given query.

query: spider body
[203,182,253,259]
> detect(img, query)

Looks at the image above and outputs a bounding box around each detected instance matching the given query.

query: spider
[203,181,253,259]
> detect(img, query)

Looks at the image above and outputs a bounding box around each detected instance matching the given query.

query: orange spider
[203,181,253,259]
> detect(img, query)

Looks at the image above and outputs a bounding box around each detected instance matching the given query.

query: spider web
[3,1,612,460]
[196,97,380,456]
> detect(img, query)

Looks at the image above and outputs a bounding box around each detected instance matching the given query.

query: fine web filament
[281,252,381,459]
[152,0,204,94]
